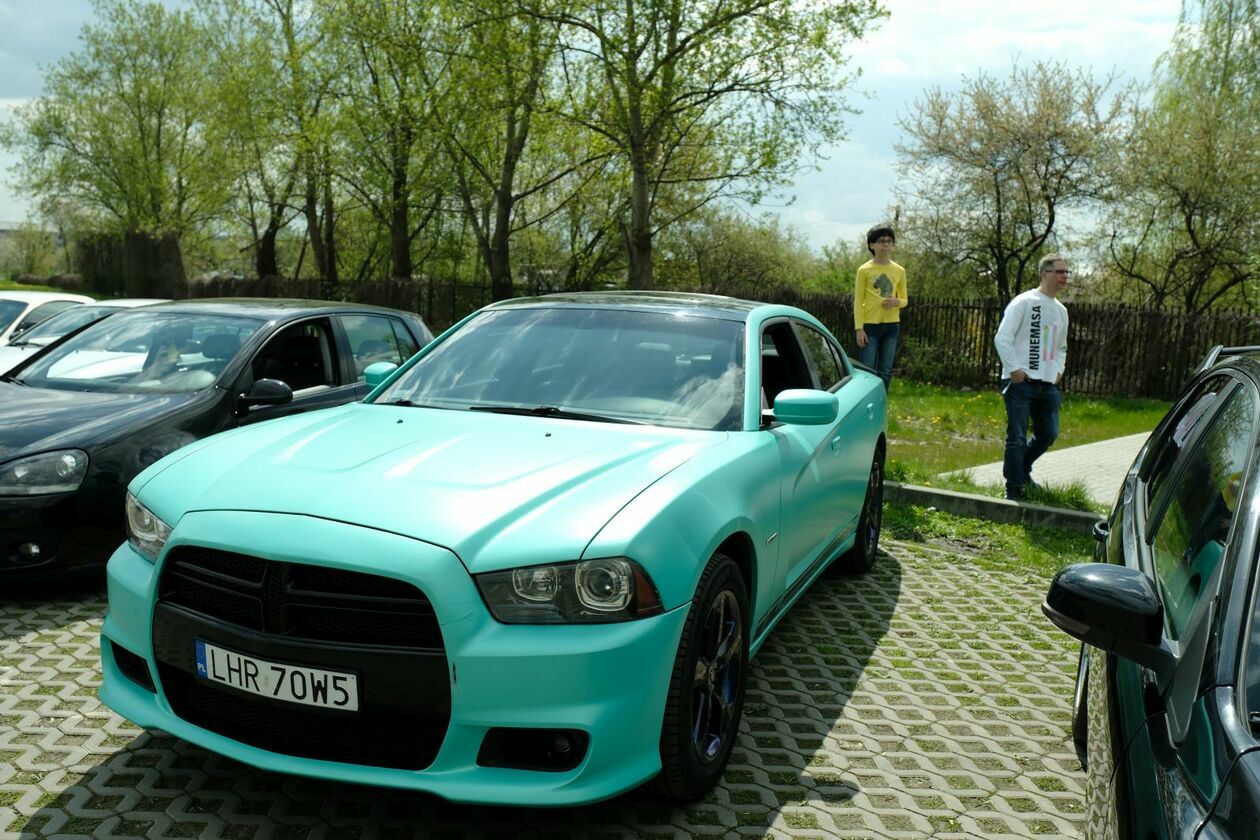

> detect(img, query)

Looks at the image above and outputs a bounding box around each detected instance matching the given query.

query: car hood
[137,404,729,572]
[0,382,200,461]
[0,344,36,376]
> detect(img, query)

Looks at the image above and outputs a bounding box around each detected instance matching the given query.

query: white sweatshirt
[994,289,1068,383]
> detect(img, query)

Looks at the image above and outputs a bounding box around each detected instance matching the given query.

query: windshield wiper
[469,404,641,424]
[0,374,25,385]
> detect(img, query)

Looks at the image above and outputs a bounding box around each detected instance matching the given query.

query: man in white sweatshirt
[994,255,1070,500]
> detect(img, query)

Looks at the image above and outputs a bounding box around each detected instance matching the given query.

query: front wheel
[653,552,749,802]
[834,446,884,575]
[1072,644,1089,753]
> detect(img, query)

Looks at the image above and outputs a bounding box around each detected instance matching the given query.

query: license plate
[194,640,359,711]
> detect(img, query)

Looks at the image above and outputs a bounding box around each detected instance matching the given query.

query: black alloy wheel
[654,552,749,802]
[834,446,884,574]
[1072,644,1089,754]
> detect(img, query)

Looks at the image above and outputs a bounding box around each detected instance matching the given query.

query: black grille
[152,547,452,772]
[158,663,445,770]
[159,547,442,649]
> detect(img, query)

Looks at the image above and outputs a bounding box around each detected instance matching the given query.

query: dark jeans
[858,322,899,390]
[1002,378,1061,495]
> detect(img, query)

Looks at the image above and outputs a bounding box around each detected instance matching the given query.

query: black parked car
[0,299,431,582]
[1043,344,1260,838]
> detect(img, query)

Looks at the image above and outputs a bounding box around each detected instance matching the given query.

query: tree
[1,0,228,291]
[199,0,303,280]
[1103,0,1260,313]
[326,0,450,284]
[532,0,884,289]
[1,221,57,278]
[897,61,1129,304]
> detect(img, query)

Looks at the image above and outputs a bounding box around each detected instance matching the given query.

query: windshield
[373,306,745,430]
[14,310,265,394]
[10,304,115,347]
[0,300,25,334]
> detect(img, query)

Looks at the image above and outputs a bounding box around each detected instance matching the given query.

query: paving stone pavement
[0,541,1084,839]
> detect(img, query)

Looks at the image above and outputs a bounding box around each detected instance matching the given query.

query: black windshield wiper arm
[0,374,25,385]
[469,404,641,424]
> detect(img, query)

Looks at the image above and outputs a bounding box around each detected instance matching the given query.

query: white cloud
[768,0,1183,248]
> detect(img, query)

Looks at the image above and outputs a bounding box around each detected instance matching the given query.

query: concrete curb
[885,480,1103,535]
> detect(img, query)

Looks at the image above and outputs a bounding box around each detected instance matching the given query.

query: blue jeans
[858,322,899,390]
[1002,379,1060,495]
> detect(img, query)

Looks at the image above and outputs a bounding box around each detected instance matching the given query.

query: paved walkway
[946,432,1152,506]
[1,541,1085,839]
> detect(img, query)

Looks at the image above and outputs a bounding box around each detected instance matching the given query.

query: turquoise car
[99,292,887,805]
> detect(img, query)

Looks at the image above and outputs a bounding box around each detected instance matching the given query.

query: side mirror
[363,361,399,388]
[771,389,839,426]
[1042,563,1176,687]
[239,377,294,408]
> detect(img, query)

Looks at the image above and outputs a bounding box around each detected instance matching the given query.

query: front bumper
[100,510,688,805]
[0,487,121,580]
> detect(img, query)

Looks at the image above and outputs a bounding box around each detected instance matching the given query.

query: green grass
[0,278,98,296]
[884,502,1093,579]
[886,379,1169,511]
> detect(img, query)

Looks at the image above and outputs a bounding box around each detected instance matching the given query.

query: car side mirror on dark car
[1042,563,1177,689]
[239,378,294,408]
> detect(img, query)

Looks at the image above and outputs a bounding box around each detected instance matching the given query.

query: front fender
[582,434,780,630]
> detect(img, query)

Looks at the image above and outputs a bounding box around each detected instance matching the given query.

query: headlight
[125,493,172,562]
[0,450,89,495]
[475,558,663,624]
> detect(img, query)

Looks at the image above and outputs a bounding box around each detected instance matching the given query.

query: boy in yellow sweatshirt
[854,223,907,390]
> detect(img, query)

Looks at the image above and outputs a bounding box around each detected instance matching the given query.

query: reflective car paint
[0,299,431,581]
[1067,355,1260,839]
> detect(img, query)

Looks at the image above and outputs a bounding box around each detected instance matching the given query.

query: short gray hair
[1038,254,1066,274]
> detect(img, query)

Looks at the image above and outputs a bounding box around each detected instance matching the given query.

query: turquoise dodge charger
[99,292,887,805]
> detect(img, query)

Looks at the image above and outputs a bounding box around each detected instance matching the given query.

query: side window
[252,320,338,391]
[1146,374,1232,503]
[760,321,814,409]
[342,314,406,381]
[391,320,420,360]
[1149,385,1255,640]
[16,300,80,333]
[795,322,843,391]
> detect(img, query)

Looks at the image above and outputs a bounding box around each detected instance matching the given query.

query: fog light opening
[477,727,589,772]
[17,543,42,563]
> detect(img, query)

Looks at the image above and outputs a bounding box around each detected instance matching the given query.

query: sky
[0,0,1183,250]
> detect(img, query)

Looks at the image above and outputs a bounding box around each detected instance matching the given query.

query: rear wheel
[834,446,884,575]
[653,552,749,802]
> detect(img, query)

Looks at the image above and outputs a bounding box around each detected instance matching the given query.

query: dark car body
[1043,345,1260,838]
[0,298,431,582]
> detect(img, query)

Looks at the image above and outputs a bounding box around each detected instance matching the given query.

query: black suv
[1043,344,1260,838]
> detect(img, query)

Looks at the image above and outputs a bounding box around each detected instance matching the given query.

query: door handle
[1092,520,1110,544]
[867,403,874,420]
[830,435,843,452]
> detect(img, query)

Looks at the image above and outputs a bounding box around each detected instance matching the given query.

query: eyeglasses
[1044,269,1071,276]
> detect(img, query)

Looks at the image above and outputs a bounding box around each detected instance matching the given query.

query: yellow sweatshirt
[854,259,907,329]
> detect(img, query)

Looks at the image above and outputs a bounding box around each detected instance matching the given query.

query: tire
[652,552,749,802]
[1072,644,1089,753]
[833,446,884,575]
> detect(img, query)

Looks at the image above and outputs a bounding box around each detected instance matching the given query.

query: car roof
[0,291,94,304]
[134,298,420,320]
[96,298,171,307]
[485,291,767,321]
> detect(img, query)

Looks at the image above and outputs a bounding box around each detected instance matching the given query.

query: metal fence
[194,277,1260,400]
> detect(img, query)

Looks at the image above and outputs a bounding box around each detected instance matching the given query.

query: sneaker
[1023,477,1040,493]
[1005,486,1023,501]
